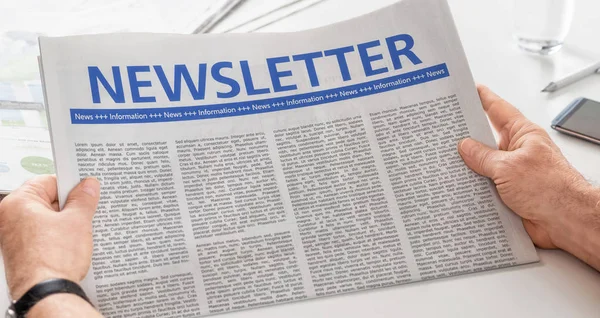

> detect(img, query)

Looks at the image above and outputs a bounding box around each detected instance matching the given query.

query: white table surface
[217,0,600,317]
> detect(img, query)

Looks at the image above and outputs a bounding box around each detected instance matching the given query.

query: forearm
[550,183,600,271]
[27,294,103,318]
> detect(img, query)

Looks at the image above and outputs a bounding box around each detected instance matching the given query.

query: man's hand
[459,85,600,270]
[0,175,99,300]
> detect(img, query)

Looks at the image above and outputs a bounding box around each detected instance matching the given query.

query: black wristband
[6,278,93,318]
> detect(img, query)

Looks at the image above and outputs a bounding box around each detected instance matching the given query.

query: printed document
[38,0,538,316]
[0,91,53,194]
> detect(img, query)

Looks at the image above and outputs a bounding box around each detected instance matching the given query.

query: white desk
[219,0,600,317]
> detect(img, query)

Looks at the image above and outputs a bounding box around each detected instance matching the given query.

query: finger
[458,138,503,178]
[477,85,528,135]
[19,175,58,204]
[62,177,100,220]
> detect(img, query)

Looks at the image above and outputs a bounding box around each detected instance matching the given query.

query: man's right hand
[458,85,600,270]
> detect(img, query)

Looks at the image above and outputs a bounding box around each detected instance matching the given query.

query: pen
[541,61,600,92]
[193,0,246,34]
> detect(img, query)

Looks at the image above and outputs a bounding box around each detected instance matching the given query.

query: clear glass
[513,0,575,55]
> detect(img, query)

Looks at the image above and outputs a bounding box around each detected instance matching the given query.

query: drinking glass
[513,0,575,55]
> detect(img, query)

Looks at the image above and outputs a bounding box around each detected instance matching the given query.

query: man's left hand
[0,175,100,300]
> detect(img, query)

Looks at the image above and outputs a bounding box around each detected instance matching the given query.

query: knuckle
[527,139,555,161]
[513,150,538,168]
[22,177,42,190]
[0,194,20,216]
[495,156,512,170]
[500,118,520,140]
[530,122,549,136]
[493,156,515,178]
[478,149,496,174]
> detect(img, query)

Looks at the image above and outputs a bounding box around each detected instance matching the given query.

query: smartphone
[551,97,600,145]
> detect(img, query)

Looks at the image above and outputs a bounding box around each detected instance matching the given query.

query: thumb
[458,138,503,178]
[63,177,101,219]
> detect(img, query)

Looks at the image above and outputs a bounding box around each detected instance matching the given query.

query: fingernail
[459,138,477,157]
[81,177,100,197]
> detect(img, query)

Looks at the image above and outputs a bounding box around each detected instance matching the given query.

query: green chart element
[20,156,55,174]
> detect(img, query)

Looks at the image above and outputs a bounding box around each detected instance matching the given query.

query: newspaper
[38,0,538,316]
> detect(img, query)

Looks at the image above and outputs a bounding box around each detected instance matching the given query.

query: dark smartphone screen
[559,99,600,140]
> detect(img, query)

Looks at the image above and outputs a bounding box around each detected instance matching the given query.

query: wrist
[548,181,600,257]
[7,278,95,318]
[27,293,99,318]
[8,268,81,301]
